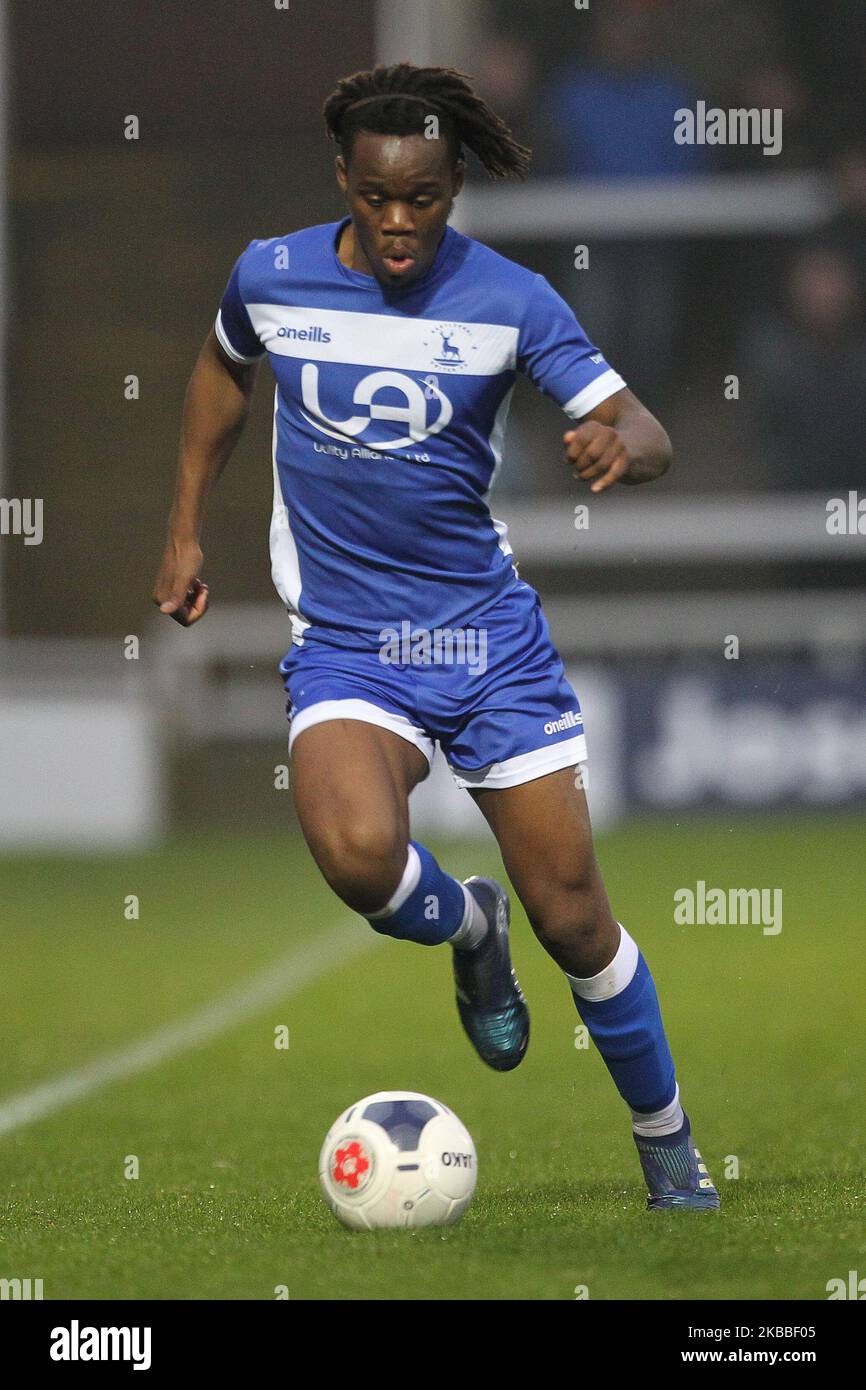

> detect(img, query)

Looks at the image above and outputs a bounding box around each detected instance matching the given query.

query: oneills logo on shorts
[543,710,582,736]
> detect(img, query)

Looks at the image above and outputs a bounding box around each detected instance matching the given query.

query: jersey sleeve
[517,273,625,419]
[214,248,267,364]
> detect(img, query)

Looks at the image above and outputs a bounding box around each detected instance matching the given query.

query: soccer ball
[319,1090,477,1230]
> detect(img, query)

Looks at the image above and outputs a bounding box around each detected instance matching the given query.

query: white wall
[0,692,164,850]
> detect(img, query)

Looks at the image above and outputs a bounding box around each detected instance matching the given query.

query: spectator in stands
[725,62,813,170]
[539,3,707,407]
[541,4,708,179]
[471,33,536,141]
[655,0,782,109]
[827,145,866,294]
[740,246,866,488]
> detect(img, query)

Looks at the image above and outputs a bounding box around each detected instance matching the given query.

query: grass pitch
[1,816,863,1300]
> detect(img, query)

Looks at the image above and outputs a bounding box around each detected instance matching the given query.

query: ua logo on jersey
[299,365,453,449]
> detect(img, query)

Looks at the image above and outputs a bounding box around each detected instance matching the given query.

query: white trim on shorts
[288,699,587,792]
[288,698,436,766]
[448,733,588,791]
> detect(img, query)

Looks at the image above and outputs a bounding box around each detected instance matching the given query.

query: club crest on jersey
[423,323,474,371]
[300,364,453,449]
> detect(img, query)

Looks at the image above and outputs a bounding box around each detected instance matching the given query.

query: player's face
[336,132,464,289]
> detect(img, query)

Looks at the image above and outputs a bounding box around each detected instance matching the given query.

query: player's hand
[563,421,631,493]
[152,538,209,626]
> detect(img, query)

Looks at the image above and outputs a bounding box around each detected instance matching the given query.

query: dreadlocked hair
[323,63,531,180]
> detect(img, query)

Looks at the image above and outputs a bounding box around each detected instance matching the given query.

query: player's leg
[289,715,529,1069]
[472,766,619,975]
[290,717,426,914]
[470,767,719,1210]
[289,716,492,950]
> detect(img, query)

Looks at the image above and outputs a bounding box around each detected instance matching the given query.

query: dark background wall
[8,0,866,639]
[7,0,375,636]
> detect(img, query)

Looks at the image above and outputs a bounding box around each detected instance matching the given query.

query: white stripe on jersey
[562,368,626,421]
[486,385,516,561]
[215,309,265,364]
[268,388,309,643]
[245,304,520,376]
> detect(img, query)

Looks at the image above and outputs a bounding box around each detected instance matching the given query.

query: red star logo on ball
[332,1141,370,1189]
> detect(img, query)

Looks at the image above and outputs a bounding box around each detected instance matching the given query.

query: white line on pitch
[0,921,381,1138]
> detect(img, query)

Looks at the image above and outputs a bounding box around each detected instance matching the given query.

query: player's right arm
[152,327,260,626]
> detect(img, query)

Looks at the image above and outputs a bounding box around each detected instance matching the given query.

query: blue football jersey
[215,218,624,649]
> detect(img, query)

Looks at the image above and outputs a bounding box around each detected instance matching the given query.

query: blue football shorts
[280,583,587,791]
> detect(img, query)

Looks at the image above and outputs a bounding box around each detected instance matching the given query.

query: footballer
[153,63,719,1211]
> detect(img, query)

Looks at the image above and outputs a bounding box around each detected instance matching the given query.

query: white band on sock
[448,884,488,949]
[566,923,639,1002]
[366,845,421,920]
[631,1086,684,1138]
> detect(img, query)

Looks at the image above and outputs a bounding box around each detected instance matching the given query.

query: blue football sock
[568,926,677,1116]
[365,841,466,946]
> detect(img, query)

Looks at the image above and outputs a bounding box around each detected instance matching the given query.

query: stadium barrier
[2,493,863,846]
[453,172,837,240]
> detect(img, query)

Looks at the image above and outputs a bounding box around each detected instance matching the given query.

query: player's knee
[313,816,408,914]
[527,866,614,971]
[533,901,603,960]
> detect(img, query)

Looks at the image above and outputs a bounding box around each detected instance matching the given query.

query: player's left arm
[564,387,672,494]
